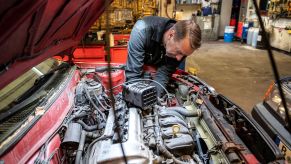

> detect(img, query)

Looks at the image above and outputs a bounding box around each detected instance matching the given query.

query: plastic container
[236,22,243,38]
[248,21,254,28]
[247,28,254,45]
[224,26,235,43]
[230,18,237,26]
[202,7,212,16]
[257,29,266,49]
[242,23,249,40]
[225,26,235,33]
[251,28,259,48]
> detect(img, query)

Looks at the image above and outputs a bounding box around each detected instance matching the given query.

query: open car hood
[0,0,111,90]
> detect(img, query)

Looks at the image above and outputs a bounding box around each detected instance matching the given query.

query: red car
[0,1,286,163]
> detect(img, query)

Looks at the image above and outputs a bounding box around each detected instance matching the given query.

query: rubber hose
[73,112,88,119]
[75,130,86,164]
[76,120,98,131]
[157,144,188,164]
[164,106,201,117]
[65,112,87,127]
[159,109,184,120]
[86,131,100,139]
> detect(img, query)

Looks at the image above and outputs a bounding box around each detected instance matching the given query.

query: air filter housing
[122,82,157,109]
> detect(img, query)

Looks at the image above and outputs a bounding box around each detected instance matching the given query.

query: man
[125,16,201,96]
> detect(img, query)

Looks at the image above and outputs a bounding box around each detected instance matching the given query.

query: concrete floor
[185,41,291,113]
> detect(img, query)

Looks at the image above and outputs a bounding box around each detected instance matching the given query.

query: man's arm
[125,21,147,82]
[153,57,182,96]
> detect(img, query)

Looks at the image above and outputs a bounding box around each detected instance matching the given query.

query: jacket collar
[151,19,176,43]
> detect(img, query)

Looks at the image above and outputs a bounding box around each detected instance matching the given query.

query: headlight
[264,83,291,123]
[271,94,281,104]
[277,103,291,120]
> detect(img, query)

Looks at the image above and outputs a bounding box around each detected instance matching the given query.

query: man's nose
[176,55,183,61]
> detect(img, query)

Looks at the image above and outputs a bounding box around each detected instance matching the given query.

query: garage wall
[176,5,200,20]
[218,0,233,36]
[158,0,202,20]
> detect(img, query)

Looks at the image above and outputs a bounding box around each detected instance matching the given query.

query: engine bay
[57,67,284,164]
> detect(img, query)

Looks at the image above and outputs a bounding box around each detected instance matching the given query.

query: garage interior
[87,0,291,113]
[0,0,291,163]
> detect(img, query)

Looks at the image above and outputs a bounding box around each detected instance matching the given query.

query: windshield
[0,58,61,112]
[0,57,73,155]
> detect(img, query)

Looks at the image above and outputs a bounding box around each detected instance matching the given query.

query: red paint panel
[27,134,62,164]
[73,46,105,60]
[0,13,34,65]
[0,0,112,90]
[171,74,200,92]
[110,46,128,64]
[242,154,260,164]
[113,34,130,41]
[34,0,67,44]
[113,34,130,46]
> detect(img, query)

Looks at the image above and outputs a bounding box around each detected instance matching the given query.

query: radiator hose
[75,131,102,164]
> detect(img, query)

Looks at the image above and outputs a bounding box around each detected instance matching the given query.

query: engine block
[61,78,204,163]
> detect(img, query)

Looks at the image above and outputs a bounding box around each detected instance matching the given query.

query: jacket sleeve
[152,57,181,96]
[125,21,147,82]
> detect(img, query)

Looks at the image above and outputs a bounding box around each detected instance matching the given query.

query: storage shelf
[176,3,202,6]
[176,2,219,6]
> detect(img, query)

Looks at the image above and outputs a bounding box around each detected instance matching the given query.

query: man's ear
[169,29,175,38]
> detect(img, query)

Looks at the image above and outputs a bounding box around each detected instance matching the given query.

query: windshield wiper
[16,63,70,103]
[0,63,70,121]
[252,0,290,132]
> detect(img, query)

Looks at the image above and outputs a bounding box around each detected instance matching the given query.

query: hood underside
[0,0,111,89]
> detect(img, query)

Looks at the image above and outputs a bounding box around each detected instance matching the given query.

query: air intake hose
[158,106,202,117]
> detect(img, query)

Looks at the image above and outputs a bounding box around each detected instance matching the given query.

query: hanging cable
[93,91,109,110]
[252,0,290,131]
[84,86,106,121]
[104,0,128,163]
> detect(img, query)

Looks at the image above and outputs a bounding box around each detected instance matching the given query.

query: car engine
[59,69,284,164]
[60,71,205,164]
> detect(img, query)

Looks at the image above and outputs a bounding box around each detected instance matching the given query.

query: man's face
[164,30,195,61]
